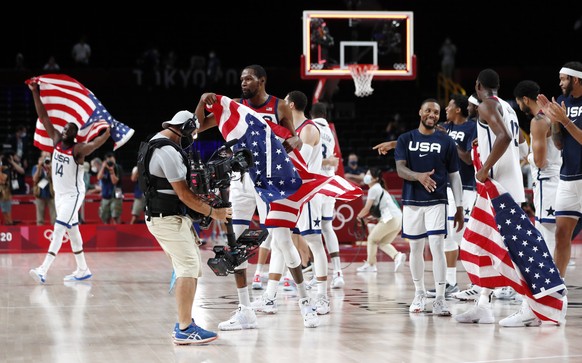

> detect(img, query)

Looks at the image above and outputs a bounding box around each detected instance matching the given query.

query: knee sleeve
[409,238,426,281]
[48,223,68,255]
[68,225,84,252]
[260,233,272,250]
[321,220,339,254]
[304,234,327,278]
[429,235,446,283]
[271,227,301,268]
[268,245,286,275]
[444,233,459,252]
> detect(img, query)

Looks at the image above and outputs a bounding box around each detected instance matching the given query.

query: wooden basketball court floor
[1,243,581,363]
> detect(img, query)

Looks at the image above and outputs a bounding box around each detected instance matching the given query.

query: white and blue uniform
[476,97,525,203]
[52,142,85,228]
[394,129,459,239]
[313,117,337,221]
[294,119,323,235]
[528,112,561,256]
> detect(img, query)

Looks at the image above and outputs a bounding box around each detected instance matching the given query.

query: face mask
[363,174,372,185]
[349,161,357,167]
[91,166,98,173]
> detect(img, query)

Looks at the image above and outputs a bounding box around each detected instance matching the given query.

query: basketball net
[348,64,378,97]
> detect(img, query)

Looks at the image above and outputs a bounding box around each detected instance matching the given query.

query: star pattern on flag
[232,113,301,206]
[492,193,562,296]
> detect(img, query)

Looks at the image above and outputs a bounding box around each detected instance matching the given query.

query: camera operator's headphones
[181,116,200,136]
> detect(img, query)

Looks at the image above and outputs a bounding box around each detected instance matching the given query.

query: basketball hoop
[348,64,378,97]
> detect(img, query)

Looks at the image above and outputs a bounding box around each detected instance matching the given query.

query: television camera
[187,138,269,276]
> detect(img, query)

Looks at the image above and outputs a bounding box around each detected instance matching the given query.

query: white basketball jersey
[52,142,85,194]
[528,134,562,180]
[312,117,336,176]
[297,120,323,173]
[477,97,525,203]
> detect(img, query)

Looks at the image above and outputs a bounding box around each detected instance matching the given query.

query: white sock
[478,288,493,307]
[331,256,341,274]
[238,287,251,307]
[446,267,457,286]
[266,280,278,300]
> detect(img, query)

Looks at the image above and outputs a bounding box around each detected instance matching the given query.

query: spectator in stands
[0,151,14,225]
[5,124,31,172]
[15,53,27,71]
[344,152,366,186]
[97,151,124,224]
[88,157,103,194]
[4,150,26,195]
[385,113,405,141]
[31,151,56,225]
[129,165,144,224]
[439,37,457,79]
[43,56,60,72]
[71,34,91,66]
[206,50,223,86]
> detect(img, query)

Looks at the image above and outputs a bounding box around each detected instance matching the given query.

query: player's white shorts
[446,187,476,250]
[555,179,582,219]
[533,175,559,223]
[321,195,336,220]
[55,191,85,228]
[293,194,322,236]
[230,173,267,226]
[402,204,447,240]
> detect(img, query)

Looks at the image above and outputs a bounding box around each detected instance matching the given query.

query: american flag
[209,95,362,227]
[460,147,567,324]
[26,74,134,152]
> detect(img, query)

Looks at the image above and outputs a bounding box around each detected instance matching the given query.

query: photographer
[3,150,26,195]
[97,151,123,224]
[31,151,56,225]
[143,110,231,345]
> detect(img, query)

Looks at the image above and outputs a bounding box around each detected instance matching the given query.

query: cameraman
[31,151,56,225]
[144,110,231,345]
[97,151,123,224]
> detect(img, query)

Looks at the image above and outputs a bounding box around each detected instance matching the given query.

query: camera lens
[107,160,114,167]
[44,157,51,165]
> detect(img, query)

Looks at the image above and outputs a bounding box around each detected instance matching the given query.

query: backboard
[301,10,415,80]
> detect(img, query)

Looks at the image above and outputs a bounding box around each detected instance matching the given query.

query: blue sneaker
[173,320,218,345]
[29,268,46,284]
[63,268,92,282]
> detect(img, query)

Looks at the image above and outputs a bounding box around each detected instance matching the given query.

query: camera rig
[186,138,268,276]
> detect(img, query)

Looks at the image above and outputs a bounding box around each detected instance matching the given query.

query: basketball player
[27,80,111,284]
[514,80,561,256]
[310,102,345,289]
[454,68,540,327]
[285,91,329,315]
[451,93,485,301]
[427,94,476,298]
[394,98,464,316]
[195,65,319,329]
[536,61,582,279]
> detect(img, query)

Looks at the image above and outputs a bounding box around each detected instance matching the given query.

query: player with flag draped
[25,74,134,153]
[194,65,361,330]
[455,69,567,327]
[27,78,112,284]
